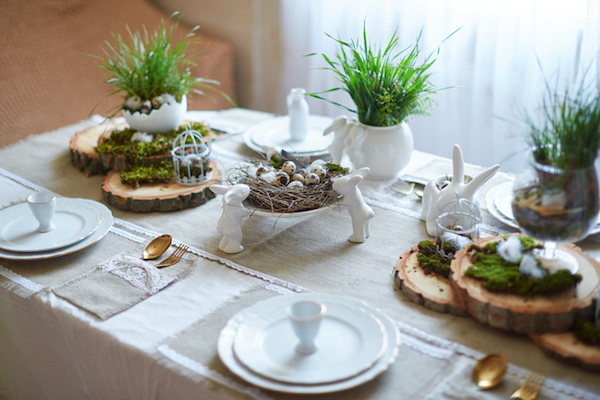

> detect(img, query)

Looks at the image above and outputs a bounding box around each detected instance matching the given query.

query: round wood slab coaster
[70,121,127,176]
[450,235,600,334]
[394,243,469,316]
[530,332,600,371]
[101,159,220,212]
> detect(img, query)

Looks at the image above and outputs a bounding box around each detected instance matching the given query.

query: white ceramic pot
[344,121,413,181]
[123,95,187,133]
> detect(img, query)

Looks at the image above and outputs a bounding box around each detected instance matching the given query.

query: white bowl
[123,95,187,133]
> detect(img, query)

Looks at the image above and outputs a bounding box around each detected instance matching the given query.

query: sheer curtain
[273,0,600,173]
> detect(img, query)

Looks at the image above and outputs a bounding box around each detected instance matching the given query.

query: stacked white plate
[0,198,114,260]
[486,182,600,234]
[243,116,334,158]
[218,293,401,394]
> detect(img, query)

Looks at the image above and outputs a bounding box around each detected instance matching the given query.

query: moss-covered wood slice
[530,332,600,371]
[394,243,468,316]
[450,234,600,334]
[70,121,211,175]
[101,159,220,212]
[70,121,126,176]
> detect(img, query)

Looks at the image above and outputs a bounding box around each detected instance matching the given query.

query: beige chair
[0,0,236,147]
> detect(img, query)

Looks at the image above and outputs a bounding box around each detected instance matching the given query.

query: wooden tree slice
[70,122,126,176]
[394,244,468,316]
[530,332,600,371]
[101,160,220,212]
[450,235,600,334]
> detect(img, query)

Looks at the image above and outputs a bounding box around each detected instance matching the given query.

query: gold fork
[156,244,189,268]
[510,372,545,400]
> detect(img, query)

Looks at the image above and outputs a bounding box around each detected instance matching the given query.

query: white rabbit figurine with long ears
[210,184,251,253]
[332,167,375,243]
[421,145,500,236]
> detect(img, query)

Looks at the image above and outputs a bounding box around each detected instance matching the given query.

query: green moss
[465,237,581,297]
[269,155,284,168]
[325,163,350,174]
[120,162,174,188]
[95,122,210,161]
[574,319,600,347]
[416,240,453,278]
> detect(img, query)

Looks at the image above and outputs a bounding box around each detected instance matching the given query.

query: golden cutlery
[142,234,172,260]
[510,372,545,400]
[156,244,189,268]
[471,354,507,390]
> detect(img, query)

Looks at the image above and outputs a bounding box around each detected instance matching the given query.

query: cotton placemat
[161,285,455,400]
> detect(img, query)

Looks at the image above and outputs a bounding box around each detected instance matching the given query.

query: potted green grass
[92,14,231,133]
[311,24,456,180]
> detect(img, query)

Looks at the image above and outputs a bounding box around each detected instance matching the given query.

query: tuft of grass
[90,14,233,115]
[524,72,600,170]
[307,23,458,127]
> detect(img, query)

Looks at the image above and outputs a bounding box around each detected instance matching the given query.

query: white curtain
[273,0,600,173]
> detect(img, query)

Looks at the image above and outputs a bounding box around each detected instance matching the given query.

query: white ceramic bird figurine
[421,145,500,236]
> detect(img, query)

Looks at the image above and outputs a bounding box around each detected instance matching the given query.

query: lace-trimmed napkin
[52,253,187,320]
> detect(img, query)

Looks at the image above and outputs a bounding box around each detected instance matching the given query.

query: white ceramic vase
[123,95,187,133]
[345,121,414,181]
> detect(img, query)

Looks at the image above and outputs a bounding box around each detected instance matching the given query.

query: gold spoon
[142,234,172,260]
[472,354,508,390]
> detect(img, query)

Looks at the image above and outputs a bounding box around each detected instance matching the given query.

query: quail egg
[275,171,290,186]
[281,161,297,175]
[288,180,303,188]
[139,100,152,114]
[256,166,269,177]
[305,173,320,185]
[291,174,305,184]
[310,165,327,179]
[296,168,308,177]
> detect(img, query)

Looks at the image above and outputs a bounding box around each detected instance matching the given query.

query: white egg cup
[27,192,56,233]
[287,300,326,355]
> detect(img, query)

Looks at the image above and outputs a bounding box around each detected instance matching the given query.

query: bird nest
[226,165,347,213]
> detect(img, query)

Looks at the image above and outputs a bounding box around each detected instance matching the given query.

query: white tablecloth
[1,111,599,400]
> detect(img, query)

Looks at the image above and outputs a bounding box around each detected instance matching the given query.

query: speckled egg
[281,161,297,176]
[305,173,320,185]
[288,180,303,188]
[256,166,269,177]
[310,165,327,179]
[274,171,290,186]
[291,174,305,184]
[296,168,308,177]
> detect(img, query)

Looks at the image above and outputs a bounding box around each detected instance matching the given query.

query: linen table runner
[160,285,590,400]
[0,172,195,318]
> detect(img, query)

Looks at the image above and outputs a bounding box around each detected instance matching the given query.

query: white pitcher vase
[344,121,414,181]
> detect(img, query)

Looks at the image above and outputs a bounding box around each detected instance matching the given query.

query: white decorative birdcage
[435,195,481,254]
[171,126,211,186]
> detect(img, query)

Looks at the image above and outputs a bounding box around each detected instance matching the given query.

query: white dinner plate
[243,116,334,157]
[233,298,387,384]
[0,198,102,252]
[0,199,113,260]
[218,293,401,394]
[485,182,600,234]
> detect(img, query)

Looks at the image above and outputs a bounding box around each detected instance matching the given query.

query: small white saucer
[243,116,334,157]
[0,198,102,252]
[233,299,387,384]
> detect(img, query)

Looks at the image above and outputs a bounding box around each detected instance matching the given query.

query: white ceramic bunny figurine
[332,167,375,243]
[421,145,500,236]
[323,116,359,165]
[210,184,251,253]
